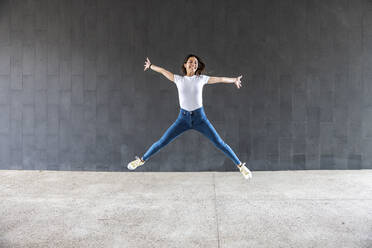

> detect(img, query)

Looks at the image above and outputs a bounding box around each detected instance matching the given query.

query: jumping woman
[127,54,252,179]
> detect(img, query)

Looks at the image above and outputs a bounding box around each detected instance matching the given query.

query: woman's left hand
[234,75,243,89]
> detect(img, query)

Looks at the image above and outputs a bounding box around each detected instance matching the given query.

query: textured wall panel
[0,0,370,171]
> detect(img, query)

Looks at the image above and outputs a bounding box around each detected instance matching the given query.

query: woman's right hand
[144,57,151,71]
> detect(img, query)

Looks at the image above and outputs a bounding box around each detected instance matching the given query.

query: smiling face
[184,56,198,75]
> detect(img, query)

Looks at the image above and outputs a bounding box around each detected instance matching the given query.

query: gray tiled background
[0,0,371,171]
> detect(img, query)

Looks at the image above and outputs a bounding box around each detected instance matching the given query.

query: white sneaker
[127,156,145,170]
[238,162,252,179]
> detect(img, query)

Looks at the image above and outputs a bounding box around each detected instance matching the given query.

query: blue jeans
[142,107,241,165]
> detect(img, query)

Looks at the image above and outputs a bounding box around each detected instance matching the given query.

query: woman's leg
[142,118,189,161]
[193,118,242,166]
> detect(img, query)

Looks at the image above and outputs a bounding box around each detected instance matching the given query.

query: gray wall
[0,0,371,171]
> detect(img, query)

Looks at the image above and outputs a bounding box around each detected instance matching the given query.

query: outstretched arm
[144,57,174,82]
[207,75,243,89]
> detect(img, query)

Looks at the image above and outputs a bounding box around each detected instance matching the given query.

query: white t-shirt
[173,74,210,111]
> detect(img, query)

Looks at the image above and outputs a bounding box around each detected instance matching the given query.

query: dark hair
[181,54,205,76]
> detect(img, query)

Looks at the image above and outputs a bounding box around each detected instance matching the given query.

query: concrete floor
[0,170,371,248]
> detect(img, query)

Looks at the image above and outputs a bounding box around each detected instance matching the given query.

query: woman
[127,54,252,179]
